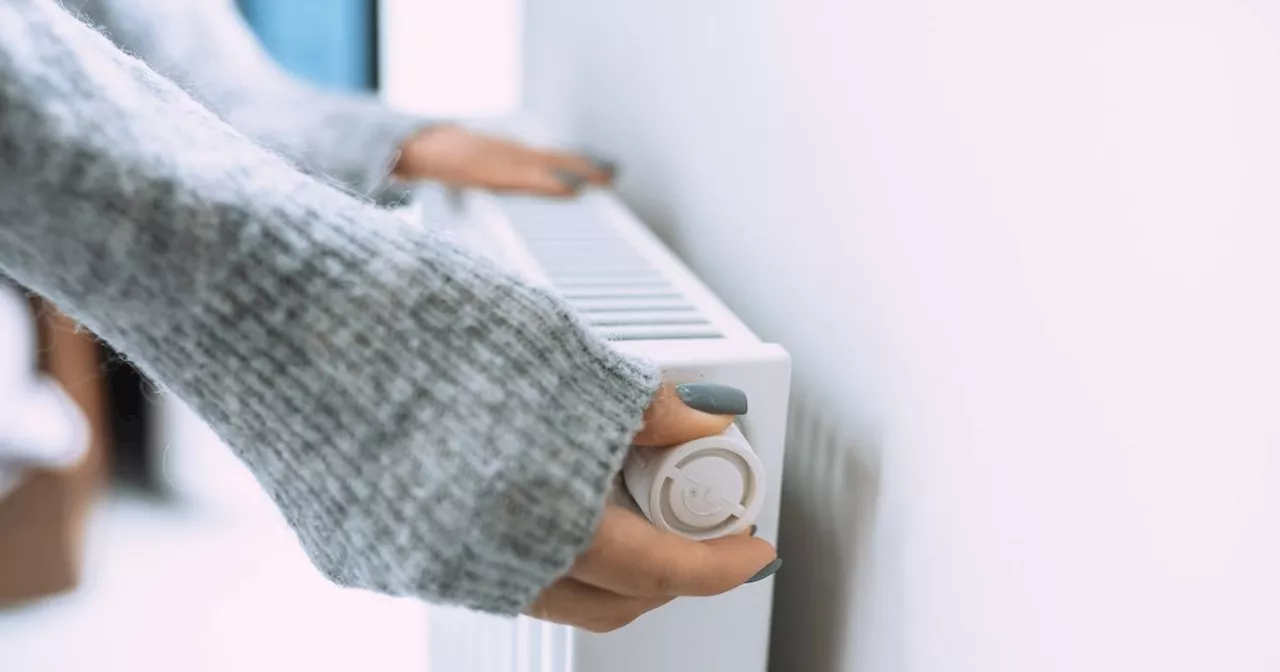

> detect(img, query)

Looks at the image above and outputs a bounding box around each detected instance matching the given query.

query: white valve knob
[622,424,764,540]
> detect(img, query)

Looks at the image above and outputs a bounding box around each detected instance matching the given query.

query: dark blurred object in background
[102,349,154,490]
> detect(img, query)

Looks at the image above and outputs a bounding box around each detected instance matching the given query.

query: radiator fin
[500,196,725,341]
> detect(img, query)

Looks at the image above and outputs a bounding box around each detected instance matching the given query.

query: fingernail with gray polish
[748,524,758,537]
[675,383,749,415]
[746,558,783,584]
[588,155,618,177]
[554,169,588,191]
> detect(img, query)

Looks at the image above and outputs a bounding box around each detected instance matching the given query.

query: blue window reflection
[236,0,375,91]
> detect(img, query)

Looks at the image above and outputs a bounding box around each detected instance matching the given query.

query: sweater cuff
[157,207,661,614]
[305,93,434,199]
[218,88,433,202]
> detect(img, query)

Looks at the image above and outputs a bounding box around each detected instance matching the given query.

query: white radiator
[406,123,791,672]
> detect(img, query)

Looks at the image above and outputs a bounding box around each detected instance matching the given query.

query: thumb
[632,382,747,447]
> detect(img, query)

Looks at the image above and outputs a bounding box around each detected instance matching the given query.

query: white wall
[379,0,521,116]
[523,1,1280,670]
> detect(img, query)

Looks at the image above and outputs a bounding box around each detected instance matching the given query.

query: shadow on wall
[618,181,884,672]
[770,391,882,672]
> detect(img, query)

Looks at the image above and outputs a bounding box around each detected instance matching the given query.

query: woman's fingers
[528,509,774,633]
[633,382,739,447]
[485,158,581,196]
[526,381,770,631]
[584,382,765,594]
[453,133,613,194]
[527,577,674,634]
[456,149,600,197]
[507,149,611,195]
[573,382,775,597]
[534,149,615,185]
[569,505,778,598]
[397,125,612,196]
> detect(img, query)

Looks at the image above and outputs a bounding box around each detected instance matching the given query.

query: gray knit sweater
[0,0,659,615]
[71,0,428,198]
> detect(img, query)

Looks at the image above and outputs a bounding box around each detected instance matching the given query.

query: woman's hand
[393,124,614,197]
[525,383,781,633]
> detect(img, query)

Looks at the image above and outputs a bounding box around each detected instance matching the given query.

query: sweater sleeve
[70,0,432,198]
[0,0,659,614]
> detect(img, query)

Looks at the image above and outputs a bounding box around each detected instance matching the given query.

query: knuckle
[525,597,552,623]
[647,556,681,596]
[664,543,718,596]
[591,609,643,634]
[643,540,713,596]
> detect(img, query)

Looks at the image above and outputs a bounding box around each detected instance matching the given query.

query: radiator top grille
[497,196,725,342]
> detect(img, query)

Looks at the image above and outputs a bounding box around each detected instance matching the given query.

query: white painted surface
[378,0,521,116]
[516,1,1280,670]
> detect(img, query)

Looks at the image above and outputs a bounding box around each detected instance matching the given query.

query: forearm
[1,0,658,613]
[72,0,431,195]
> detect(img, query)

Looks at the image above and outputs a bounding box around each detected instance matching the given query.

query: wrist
[393,123,458,179]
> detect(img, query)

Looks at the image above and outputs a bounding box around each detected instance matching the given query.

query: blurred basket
[0,291,109,605]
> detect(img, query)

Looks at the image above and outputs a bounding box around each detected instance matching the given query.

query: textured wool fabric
[0,0,660,614]
[70,0,429,199]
